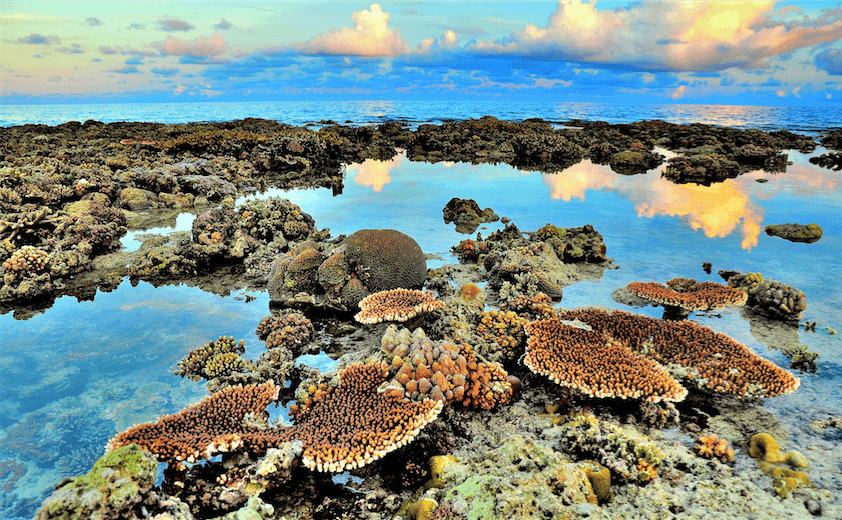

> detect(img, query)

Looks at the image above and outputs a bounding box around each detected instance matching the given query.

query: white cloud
[469,0,842,72]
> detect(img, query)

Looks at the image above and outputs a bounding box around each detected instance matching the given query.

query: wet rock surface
[764,223,823,243]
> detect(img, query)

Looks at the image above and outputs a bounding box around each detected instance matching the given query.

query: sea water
[0,100,841,519]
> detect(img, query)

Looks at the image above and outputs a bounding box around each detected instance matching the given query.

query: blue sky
[2,1,841,105]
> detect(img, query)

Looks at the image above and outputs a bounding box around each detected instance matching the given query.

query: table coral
[524,318,688,402]
[556,308,800,398]
[626,277,747,315]
[355,288,444,324]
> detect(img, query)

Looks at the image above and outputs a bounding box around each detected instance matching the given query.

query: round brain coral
[345,229,427,292]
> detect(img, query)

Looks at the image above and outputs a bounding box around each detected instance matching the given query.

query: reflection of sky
[2,150,841,519]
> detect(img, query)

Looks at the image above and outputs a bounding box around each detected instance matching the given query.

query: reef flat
[2,118,840,520]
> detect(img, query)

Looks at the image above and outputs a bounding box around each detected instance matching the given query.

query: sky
[1,0,842,105]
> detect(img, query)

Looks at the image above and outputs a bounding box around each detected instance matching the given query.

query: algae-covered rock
[764,223,822,243]
[435,435,592,519]
[442,198,499,234]
[35,444,158,520]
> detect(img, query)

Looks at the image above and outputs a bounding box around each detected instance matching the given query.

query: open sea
[1,100,841,519]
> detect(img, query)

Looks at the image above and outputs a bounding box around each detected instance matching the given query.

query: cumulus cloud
[157,16,195,32]
[215,17,233,30]
[156,34,225,56]
[14,33,60,45]
[815,48,841,75]
[470,0,842,72]
[297,4,409,57]
[85,17,102,26]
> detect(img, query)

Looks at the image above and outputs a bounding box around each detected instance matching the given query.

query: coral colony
[7,118,830,519]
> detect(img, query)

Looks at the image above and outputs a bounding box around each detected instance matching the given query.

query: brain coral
[345,229,427,292]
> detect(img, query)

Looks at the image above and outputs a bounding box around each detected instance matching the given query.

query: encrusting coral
[559,411,663,484]
[626,277,747,315]
[748,432,812,497]
[355,288,445,324]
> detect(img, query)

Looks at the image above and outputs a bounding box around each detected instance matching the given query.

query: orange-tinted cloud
[471,0,842,72]
[348,153,403,192]
[297,4,409,57]
[157,33,225,56]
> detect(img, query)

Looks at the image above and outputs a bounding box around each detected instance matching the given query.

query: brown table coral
[626,277,747,316]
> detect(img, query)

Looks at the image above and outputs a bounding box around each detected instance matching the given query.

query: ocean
[2,99,841,134]
[1,100,841,519]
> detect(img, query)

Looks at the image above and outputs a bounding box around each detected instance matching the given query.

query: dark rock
[442,197,499,234]
[764,223,822,243]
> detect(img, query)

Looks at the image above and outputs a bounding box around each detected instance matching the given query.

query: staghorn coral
[626,277,747,315]
[693,433,735,463]
[559,411,664,484]
[174,336,246,381]
[556,308,800,398]
[345,228,427,292]
[524,318,688,402]
[355,288,445,324]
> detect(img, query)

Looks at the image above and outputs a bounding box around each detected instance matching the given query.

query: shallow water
[1,120,841,518]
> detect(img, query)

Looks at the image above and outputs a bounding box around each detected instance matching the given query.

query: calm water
[3,100,842,134]
[1,101,841,519]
